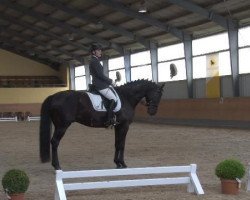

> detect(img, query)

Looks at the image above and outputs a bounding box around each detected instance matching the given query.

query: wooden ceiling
[0,0,249,69]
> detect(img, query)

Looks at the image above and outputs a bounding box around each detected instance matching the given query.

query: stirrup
[111,115,119,126]
[104,116,119,128]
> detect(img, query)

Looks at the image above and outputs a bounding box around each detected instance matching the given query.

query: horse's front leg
[114,123,129,169]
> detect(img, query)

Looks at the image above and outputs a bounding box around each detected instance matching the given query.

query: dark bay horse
[40,79,165,170]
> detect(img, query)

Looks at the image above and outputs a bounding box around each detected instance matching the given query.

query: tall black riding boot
[104,100,117,127]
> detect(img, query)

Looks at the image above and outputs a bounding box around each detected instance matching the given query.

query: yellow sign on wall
[206,53,220,98]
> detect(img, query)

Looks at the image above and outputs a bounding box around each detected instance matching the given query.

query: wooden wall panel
[135,97,250,122]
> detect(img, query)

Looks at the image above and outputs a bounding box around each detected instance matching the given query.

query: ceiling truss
[0,0,249,68]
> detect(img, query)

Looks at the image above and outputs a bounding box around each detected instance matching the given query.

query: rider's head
[90,43,102,58]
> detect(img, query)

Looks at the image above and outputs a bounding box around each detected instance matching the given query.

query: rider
[89,43,118,127]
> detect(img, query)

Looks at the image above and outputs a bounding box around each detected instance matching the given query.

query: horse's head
[145,83,165,115]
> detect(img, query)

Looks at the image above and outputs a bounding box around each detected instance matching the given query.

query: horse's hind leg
[51,125,69,170]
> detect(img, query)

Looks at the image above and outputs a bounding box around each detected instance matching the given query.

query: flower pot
[220,179,239,195]
[9,193,25,200]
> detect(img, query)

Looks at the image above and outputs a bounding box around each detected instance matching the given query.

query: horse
[39,79,165,170]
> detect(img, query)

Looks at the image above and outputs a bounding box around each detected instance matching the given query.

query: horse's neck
[118,86,147,108]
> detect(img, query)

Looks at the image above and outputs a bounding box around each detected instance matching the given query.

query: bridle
[140,83,165,108]
[145,88,163,108]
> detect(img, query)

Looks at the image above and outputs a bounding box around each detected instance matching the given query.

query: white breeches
[98,86,118,102]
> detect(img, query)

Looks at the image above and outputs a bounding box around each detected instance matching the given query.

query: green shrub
[215,159,246,180]
[2,169,30,195]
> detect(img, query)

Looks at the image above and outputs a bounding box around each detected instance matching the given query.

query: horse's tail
[39,95,52,163]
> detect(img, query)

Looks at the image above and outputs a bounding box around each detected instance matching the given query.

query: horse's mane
[117,79,158,90]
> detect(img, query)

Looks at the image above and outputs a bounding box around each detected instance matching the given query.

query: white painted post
[247,163,250,191]
[187,164,195,193]
[189,164,204,195]
[55,170,67,200]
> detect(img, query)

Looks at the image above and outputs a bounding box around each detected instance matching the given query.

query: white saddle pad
[86,92,121,112]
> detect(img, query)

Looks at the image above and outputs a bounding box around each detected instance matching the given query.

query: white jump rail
[55,164,204,200]
[0,116,18,122]
[27,116,40,121]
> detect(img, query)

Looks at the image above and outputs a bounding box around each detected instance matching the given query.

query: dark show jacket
[89,56,112,90]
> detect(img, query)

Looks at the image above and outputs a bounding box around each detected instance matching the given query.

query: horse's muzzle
[147,107,157,115]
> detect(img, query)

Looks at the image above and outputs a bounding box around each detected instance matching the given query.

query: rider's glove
[112,80,117,87]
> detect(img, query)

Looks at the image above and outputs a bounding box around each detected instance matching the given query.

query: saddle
[87,84,121,112]
[87,84,98,94]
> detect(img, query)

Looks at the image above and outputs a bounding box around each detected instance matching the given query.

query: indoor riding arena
[1,1,250,200]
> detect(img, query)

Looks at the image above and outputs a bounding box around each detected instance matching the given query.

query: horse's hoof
[52,164,61,170]
[122,163,127,168]
[116,163,127,169]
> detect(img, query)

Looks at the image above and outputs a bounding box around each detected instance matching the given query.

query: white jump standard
[55,164,204,200]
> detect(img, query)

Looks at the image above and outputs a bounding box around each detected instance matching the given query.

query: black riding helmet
[89,43,102,53]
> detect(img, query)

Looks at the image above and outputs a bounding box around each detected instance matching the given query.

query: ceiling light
[138,0,147,13]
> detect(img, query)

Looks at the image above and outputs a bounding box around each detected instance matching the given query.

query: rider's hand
[112,80,117,87]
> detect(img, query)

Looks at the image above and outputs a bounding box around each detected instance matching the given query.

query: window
[131,65,152,81]
[158,60,186,82]
[75,65,85,76]
[75,76,87,90]
[157,43,185,81]
[192,32,231,78]
[158,43,184,62]
[131,51,150,66]
[219,52,231,76]
[74,65,87,90]
[239,26,250,74]
[108,56,126,85]
[192,33,229,56]
[109,57,124,70]
[239,48,250,74]
[193,56,206,79]
[131,51,152,81]
[239,26,250,47]
[193,52,231,79]
[109,69,126,86]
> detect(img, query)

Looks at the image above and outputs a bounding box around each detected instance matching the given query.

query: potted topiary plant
[215,159,246,195]
[2,169,30,200]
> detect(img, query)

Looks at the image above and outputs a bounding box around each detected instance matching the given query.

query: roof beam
[0,13,89,54]
[0,0,123,54]
[166,0,238,29]
[0,26,83,64]
[96,0,192,41]
[41,0,150,48]
[0,0,89,51]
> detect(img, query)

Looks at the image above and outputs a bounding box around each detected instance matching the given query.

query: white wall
[161,74,250,99]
